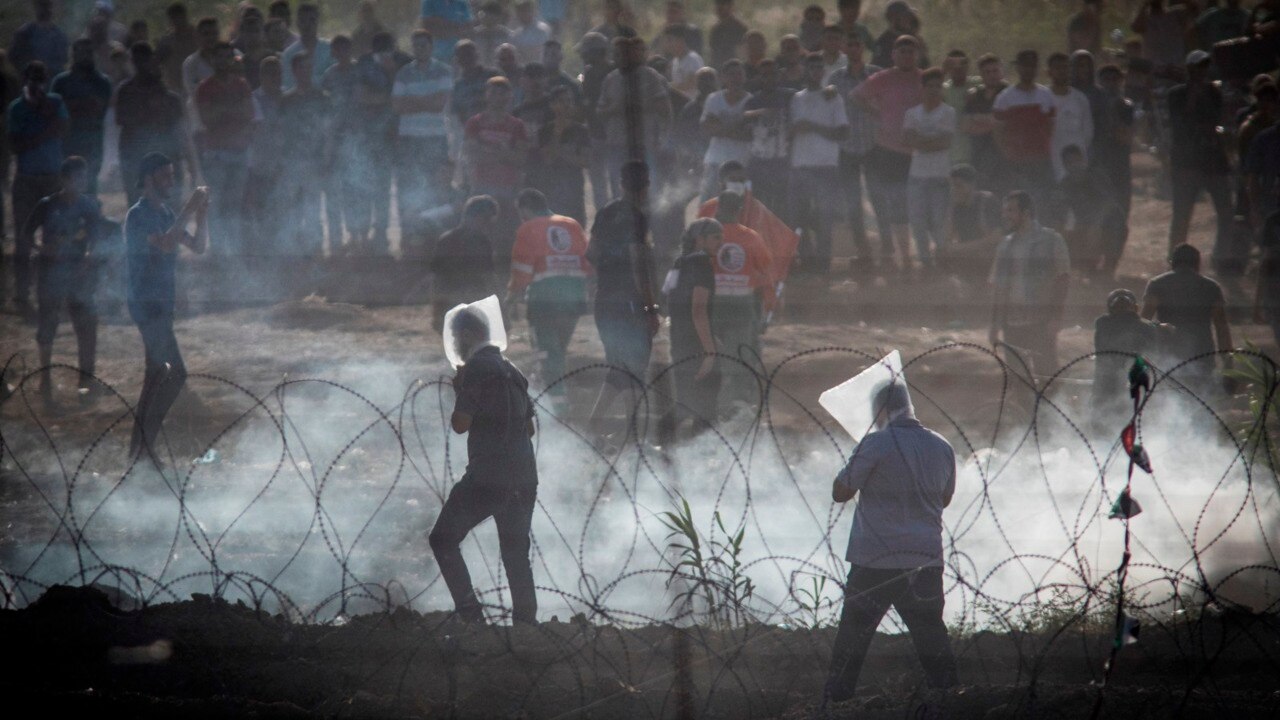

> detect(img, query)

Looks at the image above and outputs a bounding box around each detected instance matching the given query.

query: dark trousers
[839,151,891,264]
[428,478,538,623]
[129,308,187,461]
[36,257,98,384]
[826,565,957,702]
[528,299,581,397]
[665,342,722,437]
[748,158,791,226]
[200,149,249,257]
[10,173,61,303]
[1003,157,1054,220]
[1169,168,1237,274]
[790,166,842,274]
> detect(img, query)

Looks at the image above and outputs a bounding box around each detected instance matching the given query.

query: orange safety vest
[713,222,776,311]
[698,191,799,284]
[509,214,593,294]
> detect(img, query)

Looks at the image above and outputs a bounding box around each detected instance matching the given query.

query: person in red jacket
[507,188,592,402]
[697,160,797,305]
[710,191,773,409]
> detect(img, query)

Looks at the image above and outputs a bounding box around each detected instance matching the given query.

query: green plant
[794,573,837,629]
[659,497,756,628]
[1225,343,1280,476]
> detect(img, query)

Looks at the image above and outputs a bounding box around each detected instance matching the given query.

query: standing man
[431,195,498,332]
[827,34,884,273]
[596,37,672,198]
[24,156,103,406]
[1093,64,1135,225]
[117,42,192,207]
[51,39,112,196]
[743,59,795,222]
[7,60,67,314]
[155,2,198,98]
[854,36,923,273]
[125,153,208,467]
[993,50,1056,210]
[989,191,1071,378]
[420,0,473,62]
[790,53,849,276]
[429,307,539,625]
[699,59,752,202]
[181,17,223,100]
[1046,52,1093,182]
[1166,51,1236,275]
[709,0,749,70]
[1142,243,1234,386]
[962,54,1008,190]
[278,52,330,260]
[585,160,661,445]
[825,379,959,704]
[710,191,774,407]
[903,67,956,272]
[281,4,334,91]
[507,188,592,402]
[10,0,69,79]
[194,42,253,257]
[463,77,529,262]
[942,50,976,166]
[393,30,454,257]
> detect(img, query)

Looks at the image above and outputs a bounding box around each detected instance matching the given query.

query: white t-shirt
[902,102,957,179]
[511,20,552,64]
[670,51,705,93]
[701,90,753,167]
[1049,87,1094,178]
[789,88,849,168]
[992,83,1055,113]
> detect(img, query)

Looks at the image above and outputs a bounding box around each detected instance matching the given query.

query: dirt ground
[3,157,1279,717]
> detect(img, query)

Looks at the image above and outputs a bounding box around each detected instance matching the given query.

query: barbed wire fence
[1,344,1278,717]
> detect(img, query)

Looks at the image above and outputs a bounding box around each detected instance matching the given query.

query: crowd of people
[2,0,1278,430]
[7,0,1280,703]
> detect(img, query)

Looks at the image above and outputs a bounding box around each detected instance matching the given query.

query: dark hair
[23,60,47,81]
[196,16,218,31]
[1015,49,1038,65]
[946,49,968,59]
[1256,83,1280,101]
[715,192,745,223]
[721,58,744,73]
[290,50,311,69]
[950,163,978,181]
[1098,63,1124,79]
[718,160,746,179]
[921,67,944,84]
[61,155,87,177]
[331,34,352,50]
[1047,51,1070,65]
[131,41,155,63]
[517,187,550,212]
[412,28,434,44]
[268,0,291,19]
[977,53,1000,68]
[463,194,499,219]
[893,34,920,50]
[621,160,650,193]
[822,24,845,36]
[1004,190,1035,215]
[1060,144,1085,161]
[804,5,825,17]
[1170,243,1201,270]
[167,2,188,20]
[680,218,722,254]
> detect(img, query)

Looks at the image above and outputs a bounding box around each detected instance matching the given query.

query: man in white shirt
[1046,51,1093,181]
[790,52,850,275]
[662,25,705,98]
[510,0,551,65]
[280,4,334,91]
[903,67,956,271]
[700,59,753,201]
[181,16,222,98]
[392,29,454,255]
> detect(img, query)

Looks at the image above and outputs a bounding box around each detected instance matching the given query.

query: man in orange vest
[698,160,798,307]
[711,191,774,408]
[507,188,592,402]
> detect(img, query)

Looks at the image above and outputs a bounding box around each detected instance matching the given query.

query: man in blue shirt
[826,380,959,704]
[51,39,112,196]
[124,152,208,469]
[420,0,473,62]
[23,155,103,407]
[10,0,70,78]
[7,60,67,312]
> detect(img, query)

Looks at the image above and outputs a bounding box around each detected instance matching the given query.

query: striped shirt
[392,58,454,138]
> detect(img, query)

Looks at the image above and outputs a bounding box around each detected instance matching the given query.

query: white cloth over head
[819,350,914,442]
[442,295,508,369]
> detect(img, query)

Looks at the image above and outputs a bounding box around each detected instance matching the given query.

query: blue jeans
[908,177,951,267]
[200,149,248,256]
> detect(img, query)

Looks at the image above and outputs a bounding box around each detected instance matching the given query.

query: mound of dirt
[257,298,377,331]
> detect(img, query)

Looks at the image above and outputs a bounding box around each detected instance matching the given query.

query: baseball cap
[137,151,173,188]
[1185,49,1211,67]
